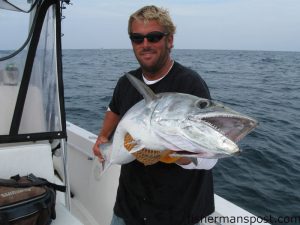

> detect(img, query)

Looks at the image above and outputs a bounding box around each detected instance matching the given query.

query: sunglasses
[129,31,168,44]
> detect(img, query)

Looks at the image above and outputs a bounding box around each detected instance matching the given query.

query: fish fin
[100,161,112,176]
[125,73,158,104]
[126,139,141,146]
[94,143,114,178]
[92,158,112,180]
[190,158,198,166]
[165,153,197,165]
[128,142,146,154]
[99,142,112,159]
[99,143,112,174]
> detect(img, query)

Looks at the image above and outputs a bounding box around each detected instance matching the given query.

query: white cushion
[0,143,54,182]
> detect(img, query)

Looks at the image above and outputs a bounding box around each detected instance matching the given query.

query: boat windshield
[0,0,39,12]
[0,0,66,143]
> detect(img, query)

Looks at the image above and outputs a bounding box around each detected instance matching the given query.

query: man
[93,5,217,225]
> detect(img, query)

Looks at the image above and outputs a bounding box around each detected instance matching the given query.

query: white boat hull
[54,122,120,225]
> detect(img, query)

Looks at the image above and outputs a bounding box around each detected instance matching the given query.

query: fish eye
[196,100,210,109]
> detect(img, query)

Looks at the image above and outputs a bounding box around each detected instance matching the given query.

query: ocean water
[63,49,300,225]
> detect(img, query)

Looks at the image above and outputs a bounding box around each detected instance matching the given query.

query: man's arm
[93,110,120,161]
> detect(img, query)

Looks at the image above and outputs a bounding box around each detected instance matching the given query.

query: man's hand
[92,136,109,162]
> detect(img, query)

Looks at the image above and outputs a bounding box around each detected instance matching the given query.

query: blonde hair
[128,5,176,35]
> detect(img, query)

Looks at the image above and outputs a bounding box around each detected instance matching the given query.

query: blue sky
[1,0,300,51]
[61,0,300,51]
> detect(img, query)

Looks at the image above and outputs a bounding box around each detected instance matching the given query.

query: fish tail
[92,158,112,181]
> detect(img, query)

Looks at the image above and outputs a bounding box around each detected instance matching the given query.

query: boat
[0,0,271,224]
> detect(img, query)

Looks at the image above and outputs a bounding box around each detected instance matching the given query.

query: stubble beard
[135,46,170,75]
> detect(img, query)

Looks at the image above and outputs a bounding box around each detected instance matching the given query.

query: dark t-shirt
[109,61,214,225]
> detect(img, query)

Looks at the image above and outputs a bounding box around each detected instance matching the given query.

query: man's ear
[167,34,174,49]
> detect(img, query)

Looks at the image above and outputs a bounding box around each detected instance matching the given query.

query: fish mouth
[201,114,258,143]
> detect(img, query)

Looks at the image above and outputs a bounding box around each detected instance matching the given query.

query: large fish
[101,73,257,167]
